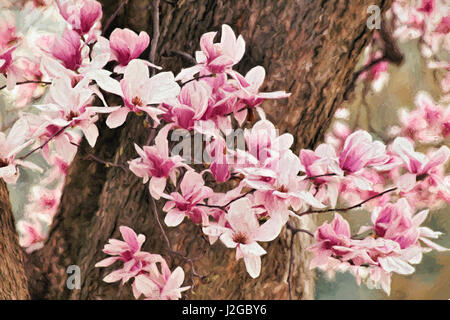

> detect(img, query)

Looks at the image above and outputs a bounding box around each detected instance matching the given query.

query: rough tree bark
[0,180,29,299]
[24,0,393,300]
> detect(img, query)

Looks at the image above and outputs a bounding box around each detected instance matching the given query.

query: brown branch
[102,0,129,35]
[180,74,216,87]
[18,125,69,160]
[150,197,205,288]
[0,80,51,91]
[70,142,129,172]
[149,0,160,76]
[285,222,313,300]
[168,50,196,66]
[304,173,337,180]
[197,189,254,210]
[298,187,397,217]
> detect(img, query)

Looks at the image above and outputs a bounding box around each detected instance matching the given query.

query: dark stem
[150,197,205,288]
[304,173,337,180]
[70,142,129,172]
[102,0,129,35]
[197,189,254,210]
[168,50,196,66]
[285,222,313,300]
[298,187,397,217]
[0,80,51,91]
[18,125,69,160]
[180,74,216,87]
[149,0,160,76]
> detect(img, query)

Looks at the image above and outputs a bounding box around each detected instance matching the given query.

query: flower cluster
[0,0,448,299]
[95,226,190,300]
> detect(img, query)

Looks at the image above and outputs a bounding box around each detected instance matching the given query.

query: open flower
[95,226,160,283]
[35,75,119,147]
[0,118,39,184]
[175,24,245,82]
[133,266,190,300]
[392,137,449,192]
[57,0,102,36]
[96,226,190,300]
[100,59,180,128]
[160,80,210,130]
[217,198,281,278]
[233,66,290,124]
[50,29,82,71]
[109,28,156,72]
[129,125,186,199]
[162,171,212,227]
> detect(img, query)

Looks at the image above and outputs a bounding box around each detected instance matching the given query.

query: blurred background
[315,38,450,300]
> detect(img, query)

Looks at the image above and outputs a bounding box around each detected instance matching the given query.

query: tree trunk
[0,180,29,299]
[28,0,392,300]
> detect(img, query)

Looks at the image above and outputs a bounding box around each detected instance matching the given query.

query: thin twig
[149,0,160,76]
[286,222,314,238]
[71,142,129,172]
[180,74,216,87]
[285,222,312,300]
[286,224,297,300]
[304,173,337,180]
[0,80,51,91]
[285,222,314,300]
[297,187,397,217]
[169,50,196,66]
[197,189,254,210]
[150,197,206,288]
[18,125,69,160]
[102,0,129,35]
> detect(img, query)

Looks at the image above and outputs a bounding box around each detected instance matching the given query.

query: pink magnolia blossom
[162,171,212,227]
[0,118,40,184]
[299,143,343,207]
[161,80,210,130]
[417,0,435,15]
[96,226,190,299]
[214,197,280,278]
[109,28,153,71]
[391,137,449,192]
[0,12,20,51]
[35,75,118,148]
[397,91,450,143]
[339,130,390,174]
[358,49,389,92]
[435,15,450,34]
[133,265,190,300]
[337,130,394,190]
[175,24,245,82]
[25,186,61,225]
[232,66,290,124]
[325,121,351,152]
[370,198,448,252]
[10,58,45,108]
[57,0,102,36]
[17,219,45,253]
[129,125,186,199]
[241,119,294,165]
[205,135,232,182]
[308,213,353,270]
[50,29,82,71]
[95,226,161,283]
[100,59,180,128]
[0,46,18,90]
